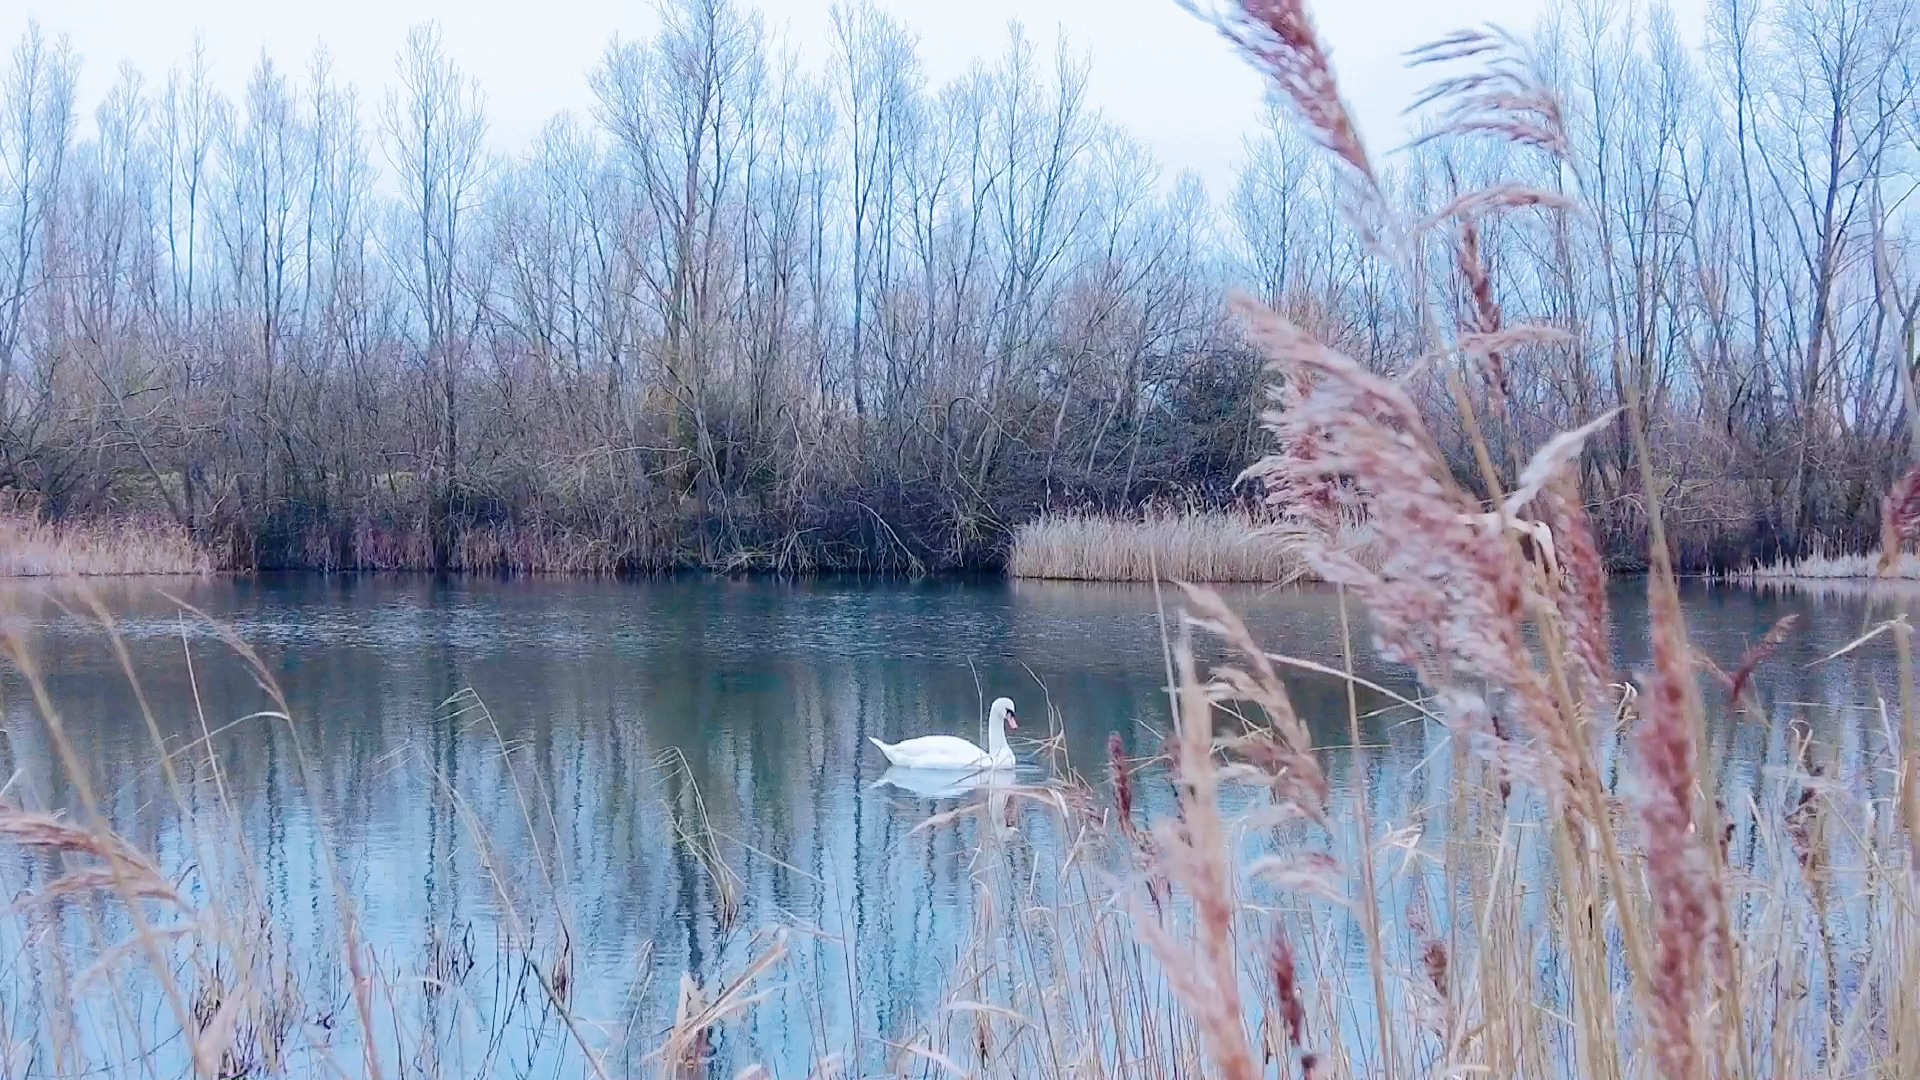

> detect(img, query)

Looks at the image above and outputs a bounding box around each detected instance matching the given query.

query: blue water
[0,575,1906,1075]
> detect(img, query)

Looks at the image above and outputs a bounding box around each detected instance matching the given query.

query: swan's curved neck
[987,709,1011,755]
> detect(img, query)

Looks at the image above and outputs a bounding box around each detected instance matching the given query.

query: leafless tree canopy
[1,0,1916,572]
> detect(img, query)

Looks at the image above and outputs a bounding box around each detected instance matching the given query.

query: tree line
[1,0,1915,573]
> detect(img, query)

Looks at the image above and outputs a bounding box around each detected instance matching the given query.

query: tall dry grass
[1008,510,1315,582]
[1733,550,1920,581]
[1729,442,1920,583]
[0,500,213,577]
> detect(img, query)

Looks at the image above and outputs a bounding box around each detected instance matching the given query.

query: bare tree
[0,22,76,459]
[5,0,1918,573]
[383,23,488,570]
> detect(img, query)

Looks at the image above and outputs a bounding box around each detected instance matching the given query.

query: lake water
[0,575,1910,1075]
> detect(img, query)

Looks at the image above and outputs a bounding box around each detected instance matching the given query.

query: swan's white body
[868,697,1018,771]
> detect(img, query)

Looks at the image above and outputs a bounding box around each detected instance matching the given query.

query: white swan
[868,697,1018,771]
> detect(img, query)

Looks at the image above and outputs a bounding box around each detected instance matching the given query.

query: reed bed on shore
[0,507,213,577]
[1732,477,1920,582]
[1008,510,1311,582]
[1731,549,1920,581]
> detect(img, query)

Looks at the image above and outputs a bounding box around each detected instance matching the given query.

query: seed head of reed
[1880,466,1920,574]
[1719,614,1799,716]
[1487,707,1518,803]
[1425,184,1579,233]
[1126,626,1263,1080]
[1405,877,1451,1012]
[1109,732,1136,832]
[1530,471,1613,710]
[1256,375,1351,546]
[1420,937,1452,1012]
[0,803,182,907]
[552,925,574,1006]
[1456,217,1510,411]
[1207,0,1374,184]
[1634,594,1719,1080]
[1234,296,1580,796]
[1269,930,1307,1055]
[1409,27,1568,158]
[1181,582,1329,821]
[1786,765,1824,872]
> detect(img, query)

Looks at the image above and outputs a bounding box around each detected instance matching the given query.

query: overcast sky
[23,0,1710,197]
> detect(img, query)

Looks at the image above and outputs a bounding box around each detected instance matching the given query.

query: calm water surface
[0,576,1911,1074]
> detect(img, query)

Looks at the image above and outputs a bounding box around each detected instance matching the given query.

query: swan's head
[991,696,1018,730]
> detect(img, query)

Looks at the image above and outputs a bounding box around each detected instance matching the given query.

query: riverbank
[0,509,213,577]
[4,507,1328,583]
[12,507,1881,590]
[1,498,1884,584]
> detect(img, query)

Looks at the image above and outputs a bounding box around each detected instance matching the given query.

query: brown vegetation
[1008,510,1309,582]
[0,498,212,577]
[0,0,1915,573]
[1735,548,1920,580]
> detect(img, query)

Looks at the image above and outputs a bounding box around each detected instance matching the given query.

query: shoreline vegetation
[14,495,1920,589]
[1008,510,1308,583]
[0,506,213,578]
[4,0,1920,1076]
[1730,549,1920,582]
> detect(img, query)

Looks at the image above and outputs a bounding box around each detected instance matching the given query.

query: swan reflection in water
[872,764,1024,833]
[872,764,1017,800]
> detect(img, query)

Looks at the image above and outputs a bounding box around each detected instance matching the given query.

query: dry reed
[0,506,213,578]
[1008,510,1312,583]
[1732,548,1920,581]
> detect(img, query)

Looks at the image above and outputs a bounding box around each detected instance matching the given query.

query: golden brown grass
[1009,510,1313,582]
[1733,548,1920,581]
[0,506,213,577]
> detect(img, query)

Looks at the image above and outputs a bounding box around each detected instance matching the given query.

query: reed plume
[1203,0,1374,184]
[1267,930,1313,1077]
[1634,590,1720,1080]
[1127,613,1310,1080]
[1531,471,1613,710]
[0,802,183,908]
[1880,466,1920,574]
[1408,26,1568,158]
[1717,614,1800,716]
[1421,183,1578,231]
[1234,295,1585,798]
[1179,582,1328,820]
[1456,217,1511,410]
[1109,731,1138,835]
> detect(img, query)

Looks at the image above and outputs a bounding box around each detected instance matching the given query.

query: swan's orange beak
[1005,711,1018,730]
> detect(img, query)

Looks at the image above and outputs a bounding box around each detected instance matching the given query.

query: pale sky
[22,0,1711,197]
